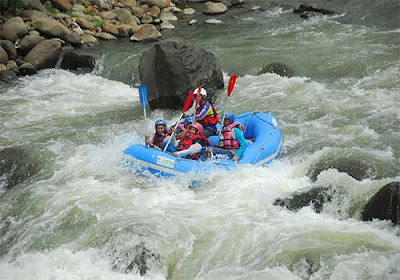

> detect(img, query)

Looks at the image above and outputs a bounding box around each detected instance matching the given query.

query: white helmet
[193,87,207,97]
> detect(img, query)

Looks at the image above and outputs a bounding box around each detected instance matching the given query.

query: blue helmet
[224,112,235,124]
[155,119,167,133]
[183,117,192,125]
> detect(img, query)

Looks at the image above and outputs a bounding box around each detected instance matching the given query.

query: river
[0,0,399,279]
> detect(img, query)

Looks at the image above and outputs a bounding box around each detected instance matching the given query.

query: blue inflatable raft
[124,111,283,177]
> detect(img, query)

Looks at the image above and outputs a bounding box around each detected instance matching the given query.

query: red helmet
[190,122,203,135]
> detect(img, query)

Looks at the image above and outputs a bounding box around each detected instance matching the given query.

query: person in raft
[172,122,210,159]
[174,117,192,141]
[145,119,174,150]
[192,87,219,138]
[205,112,247,163]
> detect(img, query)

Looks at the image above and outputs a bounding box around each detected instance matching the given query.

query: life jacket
[152,130,172,148]
[178,133,210,159]
[220,122,244,150]
[196,102,218,126]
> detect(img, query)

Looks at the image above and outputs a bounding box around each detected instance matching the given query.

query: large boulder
[65,32,82,46]
[60,51,96,73]
[0,40,17,60]
[19,63,38,76]
[32,17,71,39]
[0,147,39,191]
[308,158,374,182]
[26,0,48,13]
[140,0,171,9]
[139,38,224,109]
[24,39,62,70]
[0,70,18,83]
[204,2,228,15]
[257,62,294,77]
[294,4,335,16]
[0,46,8,64]
[129,24,161,42]
[361,182,400,225]
[0,28,18,43]
[50,0,73,12]
[273,186,336,213]
[19,34,45,54]
[2,17,29,38]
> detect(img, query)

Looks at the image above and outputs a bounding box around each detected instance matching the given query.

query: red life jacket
[178,134,210,150]
[220,122,244,149]
[196,102,218,126]
[152,130,172,148]
[178,133,210,159]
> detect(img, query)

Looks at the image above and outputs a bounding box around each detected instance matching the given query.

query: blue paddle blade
[138,84,147,109]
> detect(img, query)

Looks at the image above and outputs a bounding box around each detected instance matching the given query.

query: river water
[1,0,399,279]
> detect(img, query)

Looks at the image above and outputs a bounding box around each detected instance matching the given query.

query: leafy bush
[0,0,27,16]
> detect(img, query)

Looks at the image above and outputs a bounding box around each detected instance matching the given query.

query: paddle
[217,74,237,143]
[192,85,202,124]
[163,91,194,152]
[138,84,148,139]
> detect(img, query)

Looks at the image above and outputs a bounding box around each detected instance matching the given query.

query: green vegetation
[0,0,27,16]
[92,19,103,27]
[84,11,95,17]
[46,7,59,16]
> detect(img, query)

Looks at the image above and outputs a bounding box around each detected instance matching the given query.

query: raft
[124,111,283,177]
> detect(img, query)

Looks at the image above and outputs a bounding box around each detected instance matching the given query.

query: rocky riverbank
[0,0,245,82]
[0,0,338,83]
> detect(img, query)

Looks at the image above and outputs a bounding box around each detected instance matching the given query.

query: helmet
[224,112,235,124]
[190,122,203,135]
[193,87,207,98]
[155,119,167,133]
[183,117,192,125]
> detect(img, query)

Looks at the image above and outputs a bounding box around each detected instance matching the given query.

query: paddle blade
[227,75,237,97]
[182,91,194,113]
[138,84,147,109]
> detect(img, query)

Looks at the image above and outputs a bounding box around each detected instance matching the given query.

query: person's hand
[173,152,178,156]
[233,156,239,163]
[145,135,153,146]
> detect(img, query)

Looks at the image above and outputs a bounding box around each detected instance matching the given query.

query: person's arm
[174,143,202,157]
[233,128,247,161]
[175,127,190,140]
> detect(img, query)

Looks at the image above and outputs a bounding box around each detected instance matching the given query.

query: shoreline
[0,0,247,82]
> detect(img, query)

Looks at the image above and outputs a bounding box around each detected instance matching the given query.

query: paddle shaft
[163,112,184,151]
[163,91,194,152]
[217,99,230,143]
[217,75,237,143]
[192,86,202,124]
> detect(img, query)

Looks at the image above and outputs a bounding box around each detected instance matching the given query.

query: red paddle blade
[182,91,194,113]
[227,75,237,97]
